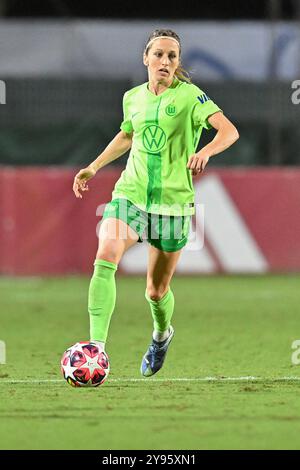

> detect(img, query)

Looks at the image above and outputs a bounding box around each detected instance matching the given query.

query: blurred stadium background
[1,0,300,451]
[0,0,299,275]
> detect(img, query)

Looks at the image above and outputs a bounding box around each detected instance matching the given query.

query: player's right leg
[88,216,139,349]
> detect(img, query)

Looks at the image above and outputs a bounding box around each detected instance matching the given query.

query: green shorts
[102,198,190,252]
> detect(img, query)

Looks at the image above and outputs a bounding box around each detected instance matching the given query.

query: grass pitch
[0,274,300,450]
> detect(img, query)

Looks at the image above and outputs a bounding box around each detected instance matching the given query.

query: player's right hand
[73,166,96,199]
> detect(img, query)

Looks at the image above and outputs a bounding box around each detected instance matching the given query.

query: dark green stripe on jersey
[146,97,163,211]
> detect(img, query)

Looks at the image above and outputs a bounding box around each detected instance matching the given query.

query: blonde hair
[144,29,192,84]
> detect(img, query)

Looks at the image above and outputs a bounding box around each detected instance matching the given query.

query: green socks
[88,259,174,344]
[88,259,118,342]
[145,288,175,335]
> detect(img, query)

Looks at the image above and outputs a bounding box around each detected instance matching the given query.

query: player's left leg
[141,245,182,376]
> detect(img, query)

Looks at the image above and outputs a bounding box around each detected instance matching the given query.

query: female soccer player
[73,29,239,377]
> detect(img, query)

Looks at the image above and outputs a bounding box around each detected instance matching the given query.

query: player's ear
[143,52,149,67]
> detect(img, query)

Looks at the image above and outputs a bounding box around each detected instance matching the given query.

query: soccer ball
[61,341,110,387]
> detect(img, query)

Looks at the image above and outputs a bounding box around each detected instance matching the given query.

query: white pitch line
[1,376,300,384]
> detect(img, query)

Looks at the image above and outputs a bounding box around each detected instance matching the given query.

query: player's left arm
[187,112,239,175]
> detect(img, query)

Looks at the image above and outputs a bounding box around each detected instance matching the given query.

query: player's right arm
[73,130,133,199]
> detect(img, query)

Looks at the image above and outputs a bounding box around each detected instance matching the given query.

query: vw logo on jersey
[165,104,176,116]
[142,125,166,153]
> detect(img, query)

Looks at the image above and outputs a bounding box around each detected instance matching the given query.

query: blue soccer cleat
[140,326,174,377]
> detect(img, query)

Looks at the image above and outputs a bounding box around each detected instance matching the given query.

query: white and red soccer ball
[61,342,109,387]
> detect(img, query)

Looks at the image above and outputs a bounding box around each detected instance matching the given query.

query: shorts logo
[165,104,176,116]
[143,125,166,153]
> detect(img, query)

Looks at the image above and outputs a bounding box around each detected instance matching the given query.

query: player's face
[144,39,180,84]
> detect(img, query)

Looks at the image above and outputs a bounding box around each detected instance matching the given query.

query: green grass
[0,274,300,450]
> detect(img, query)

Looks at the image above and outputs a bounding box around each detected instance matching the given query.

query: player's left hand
[187,153,210,176]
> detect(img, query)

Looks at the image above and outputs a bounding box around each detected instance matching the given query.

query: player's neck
[148,77,174,96]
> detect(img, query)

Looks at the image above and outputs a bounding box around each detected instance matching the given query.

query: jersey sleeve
[191,86,222,130]
[120,92,133,134]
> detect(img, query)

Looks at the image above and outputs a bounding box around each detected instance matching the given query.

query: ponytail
[175,64,192,84]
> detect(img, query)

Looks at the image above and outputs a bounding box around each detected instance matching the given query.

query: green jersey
[112,78,221,216]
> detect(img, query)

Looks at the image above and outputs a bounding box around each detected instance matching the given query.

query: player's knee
[96,251,119,264]
[96,241,122,265]
[146,285,168,302]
